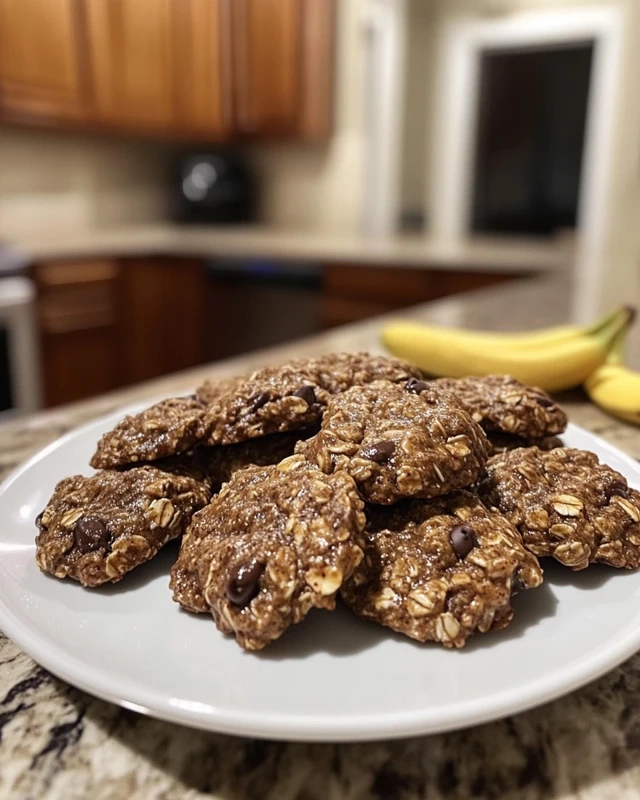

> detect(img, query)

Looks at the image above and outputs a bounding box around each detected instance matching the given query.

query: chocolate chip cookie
[297,380,489,504]
[90,397,206,469]
[200,352,420,447]
[341,491,543,647]
[478,447,640,570]
[430,376,567,439]
[170,455,365,649]
[35,467,210,587]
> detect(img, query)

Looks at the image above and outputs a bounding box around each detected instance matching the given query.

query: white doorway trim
[429,6,624,319]
[360,0,407,237]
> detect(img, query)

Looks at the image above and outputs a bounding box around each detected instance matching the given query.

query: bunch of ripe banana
[382,305,640,424]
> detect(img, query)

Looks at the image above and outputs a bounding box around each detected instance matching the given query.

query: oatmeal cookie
[90,397,206,469]
[297,380,489,504]
[170,455,365,649]
[341,491,543,647]
[431,376,567,439]
[35,467,210,587]
[200,352,420,447]
[478,447,640,570]
[487,433,563,456]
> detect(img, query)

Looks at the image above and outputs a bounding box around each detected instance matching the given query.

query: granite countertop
[3,275,640,800]
[8,223,571,273]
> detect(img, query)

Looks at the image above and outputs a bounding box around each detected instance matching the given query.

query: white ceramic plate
[2,408,640,742]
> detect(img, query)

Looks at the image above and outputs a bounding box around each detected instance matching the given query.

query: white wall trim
[360,0,407,237]
[429,6,624,320]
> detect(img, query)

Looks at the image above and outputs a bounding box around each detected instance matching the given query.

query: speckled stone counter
[3,276,640,800]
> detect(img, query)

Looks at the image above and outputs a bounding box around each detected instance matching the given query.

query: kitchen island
[2,274,640,800]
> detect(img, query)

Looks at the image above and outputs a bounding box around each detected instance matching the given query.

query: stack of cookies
[35,353,640,651]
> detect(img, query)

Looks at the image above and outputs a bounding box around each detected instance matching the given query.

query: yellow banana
[382,308,633,393]
[585,325,640,424]
[381,307,625,354]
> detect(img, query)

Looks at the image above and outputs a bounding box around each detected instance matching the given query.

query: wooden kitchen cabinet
[0,0,89,123]
[118,258,207,385]
[33,260,123,407]
[0,0,333,142]
[230,0,335,139]
[84,0,231,138]
[322,264,514,328]
[85,0,179,133]
[174,0,232,139]
[33,257,207,407]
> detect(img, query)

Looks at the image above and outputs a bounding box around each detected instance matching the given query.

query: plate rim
[2,411,640,742]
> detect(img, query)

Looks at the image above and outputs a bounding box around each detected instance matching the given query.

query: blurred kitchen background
[0,0,639,419]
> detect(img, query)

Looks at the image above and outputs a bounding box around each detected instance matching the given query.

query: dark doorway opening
[471,41,593,236]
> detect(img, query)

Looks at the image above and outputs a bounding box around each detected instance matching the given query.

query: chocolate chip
[535,395,555,408]
[511,574,526,595]
[35,510,44,528]
[450,524,477,559]
[250,392,270,411]
[226,561,264,607]
[607,479,629,499]
[405,378,429,394]
[74,517,110,553]
[361,440,396,462]
[293,385,316,406]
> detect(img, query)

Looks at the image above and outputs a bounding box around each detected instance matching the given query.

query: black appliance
[171,152,255,224]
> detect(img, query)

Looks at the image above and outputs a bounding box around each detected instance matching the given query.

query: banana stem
[592,305,635,349]
[585,307,623,336]
[605,323,629,365]
[587,305,636,337]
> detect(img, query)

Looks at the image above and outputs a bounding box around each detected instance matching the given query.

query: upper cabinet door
[84,0,230,138]
[231,0,300,136]
[231,0,334,139]
[84,0,176,131]
[173,0,232,139]
[0,0,88,121]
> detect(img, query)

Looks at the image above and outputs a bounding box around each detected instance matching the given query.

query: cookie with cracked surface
[90,397,206,469]
[200,352,420,447]
[170,455,365,649]
[35,467,210,587]
[478,447,640,570]
[430,376,567,439]
[340,491,543,648]
[487,433,563,457]
[297,380,489,505]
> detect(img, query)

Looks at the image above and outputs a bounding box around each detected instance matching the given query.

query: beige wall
[399,0,437,220]
[0,127,172,239]
[246,0,367,234]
